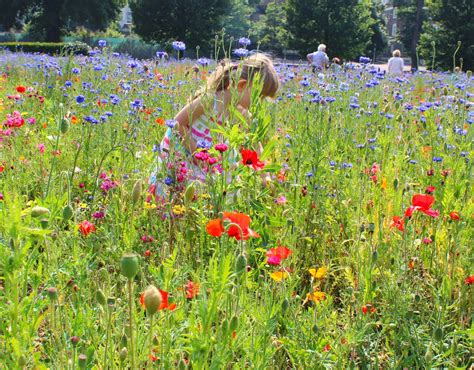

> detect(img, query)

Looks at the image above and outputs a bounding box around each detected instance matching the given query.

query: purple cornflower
[172,41,186,51]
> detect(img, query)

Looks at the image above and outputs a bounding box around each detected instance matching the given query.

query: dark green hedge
[0,42,90,55]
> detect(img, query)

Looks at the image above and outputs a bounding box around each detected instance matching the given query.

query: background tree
[130,0,231,54]
[367,1,388,60]
[285,0,374,60]
[251,1,289,55]
[0,0,124,42]
[419,0,473,71]
[394,0,425,70]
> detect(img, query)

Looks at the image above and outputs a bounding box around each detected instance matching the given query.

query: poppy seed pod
[131,180,142,203]
[95,289,106,306]
[60,118,70,134]
[143,285,162,315]
[31,206,50,218]
[235,254,247,275]
[120,254,139,279]
[78,354,87,369]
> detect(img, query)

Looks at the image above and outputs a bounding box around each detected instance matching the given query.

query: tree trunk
[410,0,424,70]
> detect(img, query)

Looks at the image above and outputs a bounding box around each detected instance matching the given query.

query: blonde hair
[204,53,280,98]
[318,44,326,52]
[393,49,401,57]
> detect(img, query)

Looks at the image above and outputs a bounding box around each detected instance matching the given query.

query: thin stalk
[127,279,136,370]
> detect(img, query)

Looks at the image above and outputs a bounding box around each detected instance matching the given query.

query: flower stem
[128,279,136,370]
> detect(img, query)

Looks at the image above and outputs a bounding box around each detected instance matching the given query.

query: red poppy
[185,281,200,299]
[449,211,460,220]
[78,220,95,236]
[362,305,368,314]
[464,275,474,285]
[390,216,405,232]
[425,186,435,194]
[140,289,176,311]
[223,212,259,240]
[16,85,26,93]
[158,289,176,310]
[206,218,224,237]
[322,343,331,352]
[241,149,265,171]
[404,194,439,218]
[266,246,292,265]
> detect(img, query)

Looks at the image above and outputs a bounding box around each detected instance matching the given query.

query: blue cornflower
[342,162,353,169]
[329,161,336,167]
[238,37,251,46]
[359,56,371,64]
[197,58,210,66]
[71,68,80,74]
[172,41,186,51]
[76,95,85,104]
[233,48,249,58]
[156,51,168,58]
[164,177,174,186]
[98,39,107,48]
[130,99,143,109]
[409,159,417,164]
[306,172,314,178]
[350,103,360,109]
[65,80,72,87]
[166,119,178,128]
[433,157,443,162]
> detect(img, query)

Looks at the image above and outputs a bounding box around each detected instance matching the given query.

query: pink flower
[422,237,432,244]
[28,117,36,125]
[215,143,228,152]
[37,143,45,153]
[267,255,281,265]
[275,196,287,205]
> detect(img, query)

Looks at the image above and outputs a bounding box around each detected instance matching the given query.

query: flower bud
[18,355,26,367]
[47,287,58,301]
[229,315,238,332]
[70,336,80,347]
[95,289,106,306]
[120,333,127,348]
[78,354,87,369]
[120,254,139,279]
[119,347,128,363]
[131,180,142,203]
[234,254,247,276]
[152,335,159,345]
[62,205,73,221]
[31,206,50,218]
[281,298,289,314]
[60,118,70,134]
[143,285,162,315]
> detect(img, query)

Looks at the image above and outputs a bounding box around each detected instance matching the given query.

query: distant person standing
[388,49,404,75]
[307,44,329,72]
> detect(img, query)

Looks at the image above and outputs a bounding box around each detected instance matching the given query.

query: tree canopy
[0,0,124,42]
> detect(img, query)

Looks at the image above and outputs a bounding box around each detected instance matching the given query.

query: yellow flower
[173,205,186,215]
[381,177,387,190]
[144,202,157,210]
[270,271,290,282]
[305,290,326,303]
[79,203,88,210]
[309,266,327,279]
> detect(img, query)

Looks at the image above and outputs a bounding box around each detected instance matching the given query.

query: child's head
[393,49,401,57]
[206,53,280,101]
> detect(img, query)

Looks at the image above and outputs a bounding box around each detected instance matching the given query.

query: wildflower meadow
[0,47,472,369]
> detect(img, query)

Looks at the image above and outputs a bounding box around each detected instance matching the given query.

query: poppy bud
[221,319,228,334]
[372,250,378,262]
[62,205,73,221]
[281,298,289,314]
[78,354,87,369]
[131,180,142,203]
[70,336,80,347]
[120,254,139,279]
[235,254,247,276]
[143,285,162,315]
[229,316,238,332]
[178,359,187,370]
[31,206,50,218]
[47,287,58,301]
[433,327,443,341]
[40,218,49,229]
[184,182,195,204]
[312,324,319,333]
[98,267,109,282]
[424,342,433,363]
[120,333,127,348]
[60,118,70,134]
[119,347,128,363]
[153,335,159,346]
[95,289,106,306]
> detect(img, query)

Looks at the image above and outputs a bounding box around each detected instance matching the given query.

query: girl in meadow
[149,53,280,198]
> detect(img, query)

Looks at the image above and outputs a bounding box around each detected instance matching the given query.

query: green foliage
[112,38,161,59]
[419,0,474,71]
[0,41,90,55]
[252,1,290,55]
[0,0,124,42]
[285,0,374,59]
[130,0,231,54]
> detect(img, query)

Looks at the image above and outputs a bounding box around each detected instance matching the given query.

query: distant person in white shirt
[388,49,404,75]
[307,44,329,72]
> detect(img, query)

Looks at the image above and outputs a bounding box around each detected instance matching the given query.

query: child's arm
[174,98,206,155]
